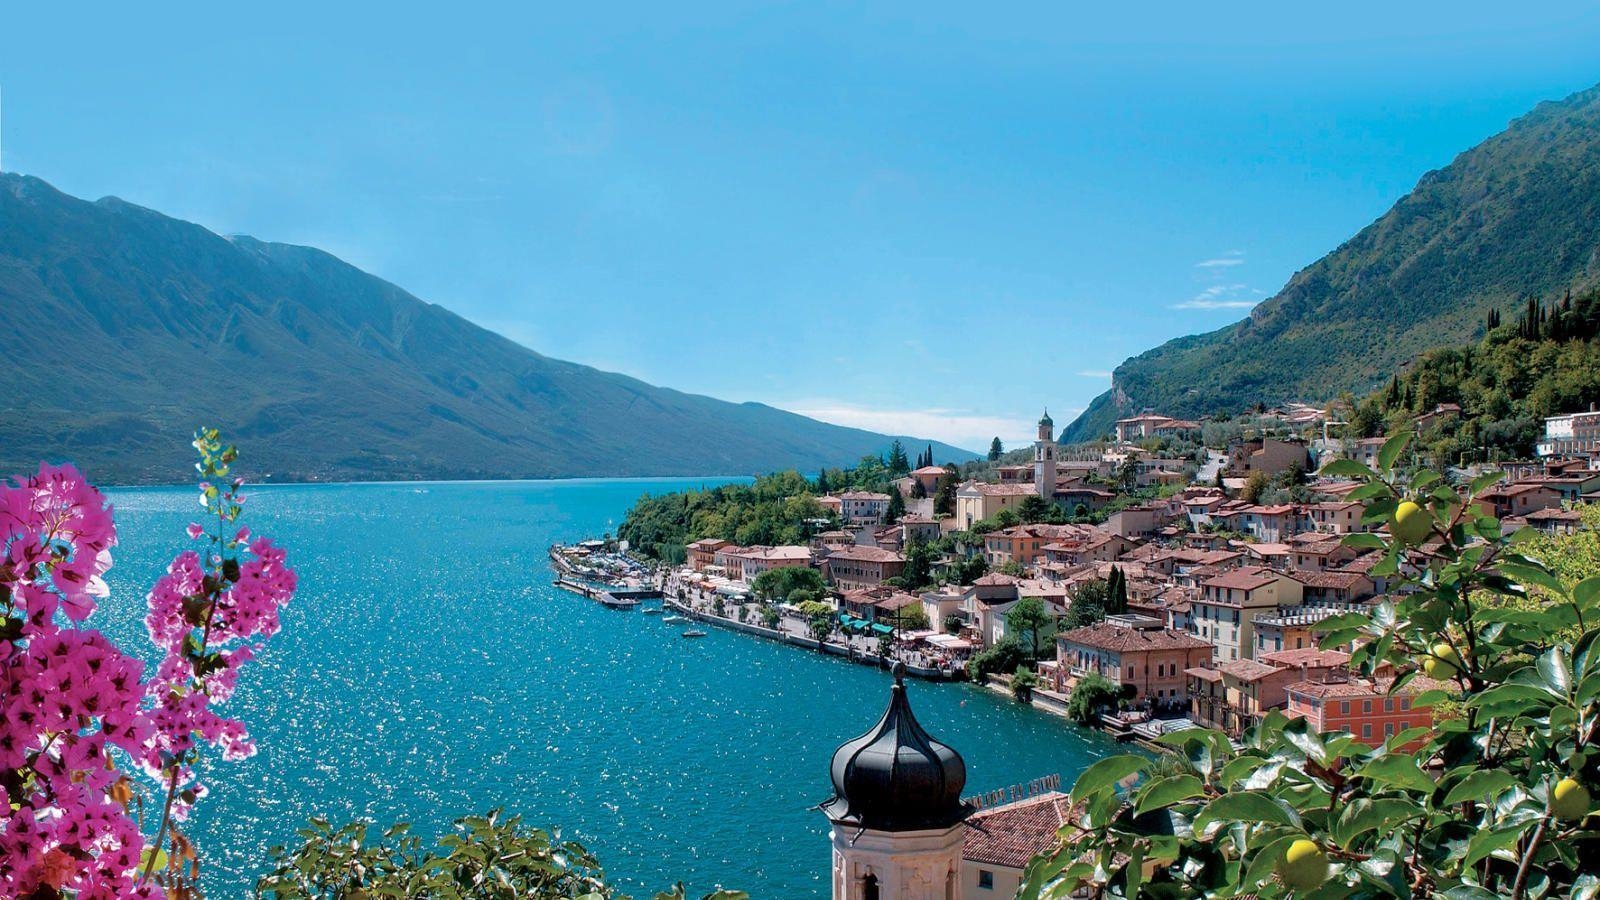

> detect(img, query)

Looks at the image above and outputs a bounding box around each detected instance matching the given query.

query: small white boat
[682,629,708,638]
[663,614,687,623]
[642,607,662,615]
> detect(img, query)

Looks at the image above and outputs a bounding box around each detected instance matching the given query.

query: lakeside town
[556,403,1600,750]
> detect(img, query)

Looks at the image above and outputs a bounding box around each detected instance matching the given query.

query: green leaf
[1467,682,1558,710]
[1377,432,1413,471]
[1463,822,1533,868]
[1346,481,1396,502]
[1356,755,1435,794]
[1574,575,1600,611]
[1320,459,1376,479]
[1497,561,1567,598]
[1441,886,1507,900]
[1069,755,1150,800]
[1334,797,1425,847]
[1242,833,1300,890]
[1539,646,1574,697]
[1194,791,1300,831]
[1134,774,1207,814]
[1469,470,1506,495]
[1442,770,1518,806]
[1340,532,1388,551]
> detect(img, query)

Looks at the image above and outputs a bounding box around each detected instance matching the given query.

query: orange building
[1284,676,1439,745]
[686,538,730,572]
[1050,615,1213,706]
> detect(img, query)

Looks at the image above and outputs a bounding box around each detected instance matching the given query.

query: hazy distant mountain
[0,174,973,484]
[1064,82,1600,442]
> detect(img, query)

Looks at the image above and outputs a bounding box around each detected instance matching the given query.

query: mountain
[1064,82,1600,442]
[0,173,974,484]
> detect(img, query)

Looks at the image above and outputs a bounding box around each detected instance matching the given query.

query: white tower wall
[830,823,964,900]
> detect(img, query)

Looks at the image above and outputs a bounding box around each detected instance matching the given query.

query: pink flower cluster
[0,462,295,897]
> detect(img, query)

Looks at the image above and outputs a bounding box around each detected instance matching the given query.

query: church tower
[1033,409,1056,500]
[821,663,969,900]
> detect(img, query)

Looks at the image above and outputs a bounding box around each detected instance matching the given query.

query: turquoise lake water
[94,478,1124,898]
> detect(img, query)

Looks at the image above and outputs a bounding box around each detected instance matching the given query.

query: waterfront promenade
[657,571,964,680]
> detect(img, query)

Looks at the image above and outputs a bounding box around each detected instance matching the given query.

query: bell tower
[821,663,969,900]
[1033,409,1056,500]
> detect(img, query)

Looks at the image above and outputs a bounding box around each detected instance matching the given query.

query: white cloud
[1174,298,1258,310]
[1172,282,1263,311]
[1076,370,1114,379]
[1196,250,1246,268]
[781,402,1073,453]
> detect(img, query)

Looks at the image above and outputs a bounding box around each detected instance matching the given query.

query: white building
[840,491,893,525]
[1537,407,1600,458]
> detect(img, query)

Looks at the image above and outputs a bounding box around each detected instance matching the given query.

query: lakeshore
[547,541,1186,754]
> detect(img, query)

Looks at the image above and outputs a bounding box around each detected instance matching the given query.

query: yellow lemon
[1553,777,1591,821]
[1278,838,1329,891]
[1390,500,1432,546]
[1422,643,1462,680]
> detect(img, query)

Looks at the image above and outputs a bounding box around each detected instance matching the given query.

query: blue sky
[6,3,1600,451]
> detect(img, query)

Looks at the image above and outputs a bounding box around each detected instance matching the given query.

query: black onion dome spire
[822,663,968,832]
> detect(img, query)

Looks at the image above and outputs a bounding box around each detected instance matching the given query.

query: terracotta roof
[838,491,891,501]
[826,546,905,563]
[727,545,813,561]
[1218,659,1281,683]
[1246,543,1292,557]
[965,482,1039,496]
[963,793,1074,868]
[870,592,922,611]
[1526,507,1583,521]
[911,466,948,476]
[1335,552,1384,575]
[1057,622,1212,653]
[1202,566,1281,593]
[1251,505,1296,516]
[1287,675,1446,700]
[1290,570,1369,589]
[973,573,1021,586]
[1259,648,1351,669]
[1185,666,1223,683]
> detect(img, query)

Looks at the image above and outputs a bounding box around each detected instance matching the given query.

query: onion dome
[821,663,968,832]
[1038,408,1053,428]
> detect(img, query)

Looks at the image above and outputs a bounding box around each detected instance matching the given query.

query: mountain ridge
[0,173,974,484]
[1064,81,1600,441]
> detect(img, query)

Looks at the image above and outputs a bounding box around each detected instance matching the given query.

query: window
[1384,699,1393,712]
[1341,701,1350,715]
[1385,722,1395,737]
[978,870,995,890]
[1363,700,1372,713]
[1400,698,1410,711]
[1362,724,1372,739]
